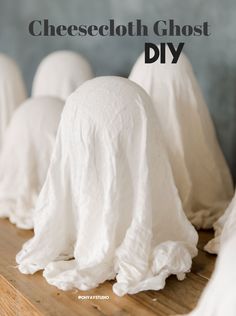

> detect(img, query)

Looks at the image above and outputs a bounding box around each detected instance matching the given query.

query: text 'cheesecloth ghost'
[185,232,236,316]
[16,76,198,296]
[0,53,27,148]
[32,50,93,100]
[205,190,236,254]
[129,50,233,229]
[0,96,64,229]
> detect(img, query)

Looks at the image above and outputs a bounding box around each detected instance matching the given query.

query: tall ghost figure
[32,50,93,100]
[0,97,64,229]
[205,191,236,254]
[129,50,233,229]
[16,77,198,296]
[0,54,27,148]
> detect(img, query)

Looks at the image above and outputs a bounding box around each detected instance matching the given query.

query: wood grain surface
[0,219,216,316]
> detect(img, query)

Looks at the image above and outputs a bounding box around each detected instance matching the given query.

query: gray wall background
[0,0,236,180]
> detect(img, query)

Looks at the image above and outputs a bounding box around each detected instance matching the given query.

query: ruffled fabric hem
[203,210,228,254]
[17,240,197,296]
[0,200,34,229]
[187,206,226,230]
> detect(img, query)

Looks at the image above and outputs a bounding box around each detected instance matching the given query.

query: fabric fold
[129,49,233,229]
[17,76,198,296]
[205,192,236,254]
[0,96,64,229]
[32,50,93,100]
[0,53,27,148]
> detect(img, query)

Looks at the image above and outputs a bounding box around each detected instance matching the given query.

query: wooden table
[0,219,216,316]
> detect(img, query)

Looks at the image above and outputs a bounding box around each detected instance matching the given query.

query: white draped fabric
[0,54,27,148]
[32,50,93,100]
[205,191,236,254]
[187,231,236,316]
[16,77,198,296]
[129,50,233,229]
[0,96,64,229]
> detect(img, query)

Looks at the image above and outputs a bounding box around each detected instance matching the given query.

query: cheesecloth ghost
[16,76,198,296]
[129,50,233,229]
[0,53,27,148]
[32,50,93,100]
[0,96,64,229]
[185,231,236,316]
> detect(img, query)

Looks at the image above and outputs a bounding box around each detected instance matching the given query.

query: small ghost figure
[0,96,64,229]
[0,53,27,148]
[32,50,93,100]
[129,50,233,229]
[16,76,198,296]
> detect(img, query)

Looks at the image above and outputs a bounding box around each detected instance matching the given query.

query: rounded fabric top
[0,53,27,148]
[0,96,64,229]
[66,76,152,129]
[130,48,192,81]
[8,96,64,132]
[17,76,197,296]
[32,50,93,100]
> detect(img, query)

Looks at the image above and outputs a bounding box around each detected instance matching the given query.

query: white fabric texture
[16,76,198,296]
[129,50,233,229]
[0,53,27,148]
[32,50,93,100]
[205,191,236,254]
[0,96,64,229]
[186,232,236,316]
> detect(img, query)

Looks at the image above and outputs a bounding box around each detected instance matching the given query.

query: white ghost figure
[186,231,236,316]
[0,96,64,229]
[16,76,198,296]
[32,50,93,100]
[205,191,236,254]
[0,53,27,148]
[129,50,233,229]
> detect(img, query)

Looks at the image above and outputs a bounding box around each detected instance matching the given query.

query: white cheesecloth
[129,50,233,229]
[0,53,27,148]
[32,50,93,100]
[205,191,236,254]
[16,76,198,296]
[186,231,236,316]
[0,96,64,229]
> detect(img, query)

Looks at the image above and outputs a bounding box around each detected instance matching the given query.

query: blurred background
[0,0,235,179]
